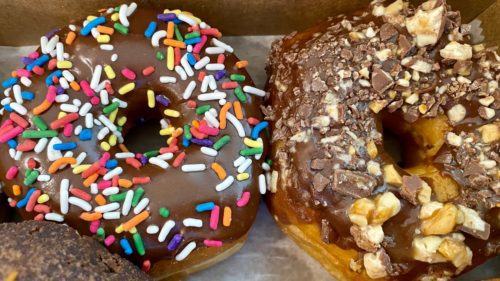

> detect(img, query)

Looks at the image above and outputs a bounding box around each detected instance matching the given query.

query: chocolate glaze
[266,0,498,279]
[0,6,267,274]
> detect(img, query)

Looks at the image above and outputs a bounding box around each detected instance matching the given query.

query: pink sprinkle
[112,175,119,187]
[97,180,112,189]
[193,35,207,54]
[0,119,13,130]
[90,96,100,105]
[121,68,137,80]
[63,123,73,137]
[210,205,220,230]
[46,86,57,102]
[99,152,111,166]
[204,239,223,247]
[80,80,95,97]
[28,51,40,59]
[9,200,17,208]
[6,166,19,180]
[236,191,251,207]
[26,190,41,212]
[217,54,225,64]
[16,69,32,78]
[0,126,24,143]
[198,125,219,136]
[48,59,57,70]
[104,235,116,247]
[90,220,101,234]
[34,213,44,221]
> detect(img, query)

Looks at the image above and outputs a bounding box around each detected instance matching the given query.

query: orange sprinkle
[118,179,133,188]
[48,157,76,174]
[33,100,52,115]
[223,207,232,227]
[233,101,243,119]
[12,185,21,196]
[191,119,200,128]
[172,127,183,138]
[235,60,248,69]
[70,80,81,91]
[5,271,18,281]
[163,39,186,49]
[83,173,99,187]
[211,162,226,180]
[167,21,174,39]
[119,144,130,152]
[96,25,115,35]
[122,211,150,231]
[95,194,106,206]
[80,212,103,221]
[219,102,232,129]
[11,71,17,77]
[66,31,76,45]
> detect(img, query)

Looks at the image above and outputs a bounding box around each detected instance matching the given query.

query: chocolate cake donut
[265,0,498,280]
[0,3,268,279]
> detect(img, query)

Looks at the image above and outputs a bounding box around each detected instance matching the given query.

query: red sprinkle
[247,117,260,126]
[17,140,37,152]
[204,240,223,247]
[26,158,37,169]
[172,151,186,168]
[50,112,79,129]
[142,260,151,272]
[174,47,181,66]
[34,214,44,221]
[198,71,206,82]
[26,189,41,212]
[9,112,29,128]
[34,204,51,213]
[217,54,225,64]
[222,81,238,89]
[186,100,197,109]
[69,188,92,201]
[63,123,73,137]
[32,66,45,76]
[9,200,17,208]
[126,157,142,169]
[142,66,155,76]
[112,175,119,187]
[105,82,115,95]
[132,177,150,185]
[47,59,57,70]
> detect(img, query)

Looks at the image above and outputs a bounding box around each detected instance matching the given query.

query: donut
[0,3,268,279]
[265,0,498,280]
[0,193,12,222]
[0,220,152,281]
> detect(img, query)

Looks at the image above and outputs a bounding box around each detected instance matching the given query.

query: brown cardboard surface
[475,0,500,47]
[0,0,496,46]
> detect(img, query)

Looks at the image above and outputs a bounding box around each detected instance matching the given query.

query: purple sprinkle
[157,13,177,22]
[190,138,213,147]
[156,95,170,106]
[46,28,61,38]
[214,70,227,81]
[56,86,65,95]
[21,57,34,65]
[139,156,148,166]
[167,234,183,251]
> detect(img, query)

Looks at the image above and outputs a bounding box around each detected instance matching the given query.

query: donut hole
[123,117,166,153]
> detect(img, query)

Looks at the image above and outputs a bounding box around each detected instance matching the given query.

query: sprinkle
[133,232,146,256]
[149,157,169,169]
[237,191,251,207]
[183,218,203,228]
[151,30,167,47]
[195,202,215,212]
[132,176,150,185]
[198,91,226,101]
[120,238,133,255]
[160,76,176,84]
[164,109,180,117]
[144,21,157,38]
[210,205,220,230]
[159,207,170,218]
[80,17,106,36]
[194,56,210,70]
[68,196,92,211]
[251,121,269,139]
[259,174,267,194]
[6,166,18,180]
[219,102,232,129]
[158,220,175,242]
[237,173,250,181]
[114,22,129,35]
[66,31,77,45]
[213,135,231,150]
[175,241,196,261]
[204,240,223,247]
[226,112,245,137]
[48,157,76,173]
[168,233,183,251]
[133,198,150,214]
[147,225,159,234]
[118,82,135,95]
[23,170,39,185]
[181,164,206,172]
[104,235,116,247]
[216,176,234,192]
[210,162,226,180]
[223,206,232,226]
[45,213,64,222]
[201,147,218,157]
[121,68,136,80]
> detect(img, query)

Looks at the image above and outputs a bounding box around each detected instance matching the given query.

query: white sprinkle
[68,196,92,211]
[159,76,177,84]
[111,54,118,62]
[98,115,117,132]
[255,138,263,160]
[37,174,51,182]
[200,147,218,157]
[14,150,22,161]
[181,55,194,77]
[175,65,187,80]
[212,38,234,53]
[243,85,266,97]
[226,112,245,137]
[181,164,206,172]
[204,111,219,128]
[59,78,69,89]
[122,190,134,216]
[56,42,64,61]
[157,153,174,161]
[8,148,15,159]
[103,212,121,220]
[45,213,64,222]
[91,28,100,39]
[206,63,225,71]
[12,85,22,104]
[60,179,70,214]
[62,70,74,82]
[69,24,76,31]
[112,98,128,108]
[158,220,175,242]
[102,187,120,196]
[100,90,110,105]
[47,137,62,161]
[216,176,234,192]
[219,99,227,106]
[45,35,59,55]
[72,152,87,167]
[95,202,120,213]
[103,167,123,180]
[205,47,225,54]
[182,80,196,99]
[126,2,138,16]
[100,44,114,51]
[183,218,203,228]
[259,174,267,195]
[194,56,210,70]
[34,138,48,153]
[233,156,245,167]
[149,157,169,169]
[90,65,102,90]
[90,183,98,195]
[198,91,226,101]
[208,75,217,90]
[177,13,197,26]
[93,118,102,126]
[147,225,160,234]
[72,99,82,107]
[20,76,32,87]
[85,113,94,129]
[237,158,252,173]
[133,198,150,214]
[119,4,130,27]
[1,97,10,105]
[60,103,79,113]
[40,36,48,53]
[187,45,193,53]
[10,103,27,115]
[55,94,69,103]
[116,152,135,159]
[262,162,271,171]
[151,30,167,47]
[97,127,110,140]
[175,241,197,261]
[201,75,210,93]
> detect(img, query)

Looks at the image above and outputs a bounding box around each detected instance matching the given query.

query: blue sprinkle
[80,17,106,36]
[186,53,196,66]
[195,202,215,212]
[16,187,36,208]
[182,136,190,148]
[45,70,63,86]
[4,104,13,112]
[120,238,133,255]
[7,139,17,149]
[53,142,77,151]
[79,128,92,141]
[105,159,118,169]
[251,121,269,140]
[144,21,157,38]
[2,77,18,89]
[184,37,202,46]
[21,91,35,101]
[27,54,49,71]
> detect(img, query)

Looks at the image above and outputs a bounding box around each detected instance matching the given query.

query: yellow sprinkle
[100,141,111,151]
[118,82,135,95]
[111,13,119,21]
[115,224,124,233]
[244,138,263,148]
[109,134,117,146]
[56,61,73,69]
[164,109,180,118]
[109,108,118,123]
[86,16,97,21]
[237,173,250,181]
[117,116,127,126]
[37,194,50,204]
[167,136,174,145]
[97,34,110,43]
[159,127,175,136]
[5,271,18,281]
[129,227,138,234]
[57,111,67,119]
[164,9,181,15]
[167,46,174,71]
[147,90,155,108]
[104,65,116,79]
[73,164,91,174]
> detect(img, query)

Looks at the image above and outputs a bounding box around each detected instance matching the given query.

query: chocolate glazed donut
[0,3,268,280]
[265,0,498,280]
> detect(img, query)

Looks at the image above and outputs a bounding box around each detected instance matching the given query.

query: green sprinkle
[195,105,211,115]
[159,207,170,218]
[234,87,247,103]
[184,31,200,40]
[213,135,231,150]
[240,147,263,156]
[266,158,273,166]
[114,23,129,35]
[32,116,48,131]
[230,74,246,82]
[97,227,105,240]
[156,51,165,61]
[103,101,120,114]
[174,25,183,42]
[24,169,39,185]
[132,232,146,256]
[25,168,32,177]
[183,124,192,140]
[22,130,58,138]
[109,192,128,202]
[144,150,159,158]
[131,187,144,207]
